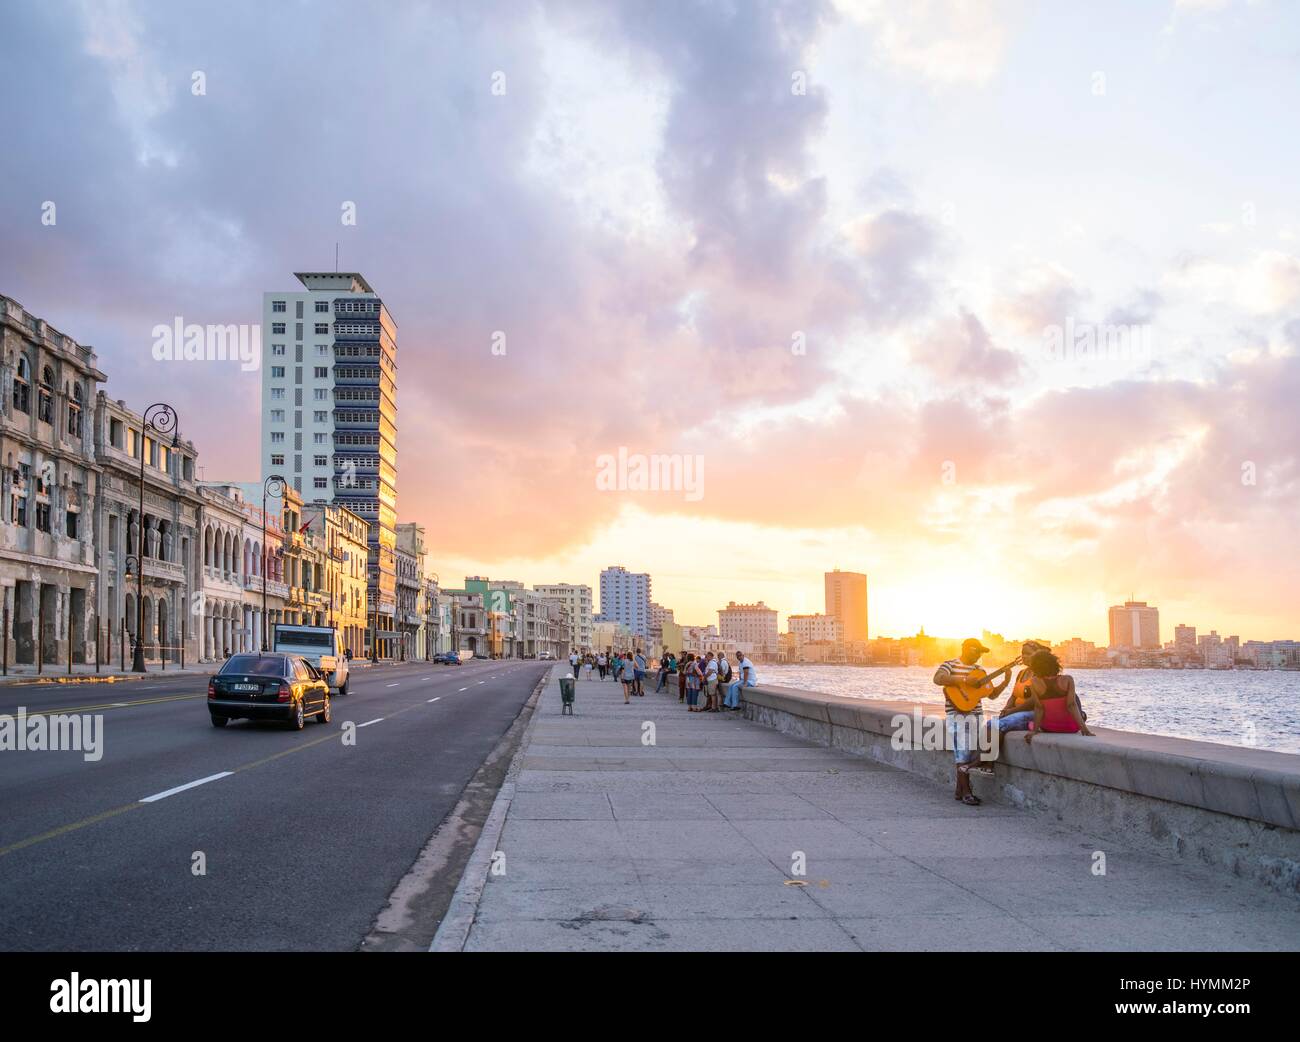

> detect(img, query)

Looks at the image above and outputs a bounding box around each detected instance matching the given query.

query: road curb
[428,665,558,952]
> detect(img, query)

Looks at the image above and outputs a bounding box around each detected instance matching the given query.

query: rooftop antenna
[335,242,339,272]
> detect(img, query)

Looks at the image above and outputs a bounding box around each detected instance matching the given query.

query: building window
[313,477,327,489]
[35,502,51,532]
[272,301,286,313]
[66,511,78,538]
[313,455,327,466]
[313,410,327,422]
[272,322,286,334]
[271,366,285,378]
[314,323,328,334]
[272,344,286,356]
[271,454,285,466]
[314,433,328,444]
[271,388,285,400]
[314,367,328,378]
[37,366,54,424]
[271,432,285,443]
[314,389,328,400]
[315,301,329,313]
[12,357,30,414]
[270,409,285,422]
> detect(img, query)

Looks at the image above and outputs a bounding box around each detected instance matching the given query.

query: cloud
[835,0,1013,87]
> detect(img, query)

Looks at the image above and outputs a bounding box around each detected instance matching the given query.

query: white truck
[271,624,350,696]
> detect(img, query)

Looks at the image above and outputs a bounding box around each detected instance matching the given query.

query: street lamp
[261,474,285,651]
[131,403,178,673]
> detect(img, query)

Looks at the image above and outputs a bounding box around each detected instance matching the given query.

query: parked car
[271,623,349,696]
[538,651,554,660]
[433,651,461,665]
[208,653,332,730]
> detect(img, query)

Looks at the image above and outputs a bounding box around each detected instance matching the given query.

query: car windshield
[221,655,288,676]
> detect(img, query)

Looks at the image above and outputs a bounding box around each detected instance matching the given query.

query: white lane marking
[458,687,468,692]
[421,676,431,681]
[477,681,485,685]
[141,772,232,804]
[111,702,129,707]
[357,717,384,728]
[386,683,399,688]
[427,697,441,703]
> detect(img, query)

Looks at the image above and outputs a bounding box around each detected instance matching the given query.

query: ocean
[756,664,1300,754]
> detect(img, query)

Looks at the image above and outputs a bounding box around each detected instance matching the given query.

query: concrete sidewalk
[448,669,1300,952]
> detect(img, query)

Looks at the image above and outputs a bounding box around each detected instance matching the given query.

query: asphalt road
[0,658,549,951]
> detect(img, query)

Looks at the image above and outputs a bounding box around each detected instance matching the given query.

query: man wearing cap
[933,637,1010,806]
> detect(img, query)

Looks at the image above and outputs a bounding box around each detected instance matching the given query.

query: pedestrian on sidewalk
[619,652,636,704]
[597,652,607,680]
[584,654,595,680]
[633,648,647,696]
[684,654,702,711]
[569,651,580,675]
[678,653,688,702]
[703,652,719,712]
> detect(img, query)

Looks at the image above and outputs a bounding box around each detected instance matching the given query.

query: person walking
[678,652,688,702]
[597,651,607,680]
[619,651,636,704]
[633,648,647,696]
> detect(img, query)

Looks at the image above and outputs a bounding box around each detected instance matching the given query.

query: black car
[208,653,332,730]
[433,652,461,665]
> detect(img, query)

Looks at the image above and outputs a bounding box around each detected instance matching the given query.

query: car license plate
[232,683,259,692]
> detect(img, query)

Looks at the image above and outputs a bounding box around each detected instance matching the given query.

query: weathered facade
[92,394,201,666]
[0,296,105,666]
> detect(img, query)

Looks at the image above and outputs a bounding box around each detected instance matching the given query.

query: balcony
[143,557,185,583]
[244,575,289,599]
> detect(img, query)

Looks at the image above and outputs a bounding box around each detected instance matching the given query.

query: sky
[2,0,1299,645]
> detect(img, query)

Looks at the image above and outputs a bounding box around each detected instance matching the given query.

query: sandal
[960,793,982,806]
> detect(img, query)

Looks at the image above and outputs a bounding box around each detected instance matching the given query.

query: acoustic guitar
[943,657,1023,713]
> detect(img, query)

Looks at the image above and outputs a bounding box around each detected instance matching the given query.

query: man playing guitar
[933,638,1021,806]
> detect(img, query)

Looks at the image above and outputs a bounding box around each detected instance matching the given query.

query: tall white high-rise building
[598,565,651,643]
[261,272,399,656]
[1108,600,1159,650]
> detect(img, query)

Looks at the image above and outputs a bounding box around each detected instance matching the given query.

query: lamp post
[131,403,178,673]
[261,474,285,651]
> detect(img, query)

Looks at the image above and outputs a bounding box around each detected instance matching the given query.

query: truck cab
[271,624,350,696]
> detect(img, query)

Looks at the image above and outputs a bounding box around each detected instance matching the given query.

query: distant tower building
[1108,600,1160,649]
[262,272,398,657]
[824,569,868,642]
[599,565,651,643]
[1174,624,1196,654]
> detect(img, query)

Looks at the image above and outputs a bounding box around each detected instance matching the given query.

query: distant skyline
[4,1,1299,646]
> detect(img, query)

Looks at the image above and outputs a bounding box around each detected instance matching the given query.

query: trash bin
[560,675,576,716]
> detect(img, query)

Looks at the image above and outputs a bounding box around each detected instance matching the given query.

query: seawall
[741,685,1300,897]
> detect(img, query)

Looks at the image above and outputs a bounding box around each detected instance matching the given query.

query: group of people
[566,647,759,711]
[934,637,1093,807]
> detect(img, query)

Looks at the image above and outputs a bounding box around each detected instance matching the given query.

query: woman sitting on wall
[1023,650,1094,743]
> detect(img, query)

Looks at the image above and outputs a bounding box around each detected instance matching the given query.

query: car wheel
[318,693,331,724]
[339,678,348,697]
[289,700,305,730]
[210,714,228,728]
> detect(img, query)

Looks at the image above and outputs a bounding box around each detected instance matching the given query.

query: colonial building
[92,393,200,667]
[301,500,368,657]
[394,522,424,661]
[0,296,105,666]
